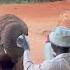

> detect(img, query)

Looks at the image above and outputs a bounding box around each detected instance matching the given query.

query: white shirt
[44,42,55,61]
[23,50,70,70]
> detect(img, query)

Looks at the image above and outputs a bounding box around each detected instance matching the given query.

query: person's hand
[16,34,29,51]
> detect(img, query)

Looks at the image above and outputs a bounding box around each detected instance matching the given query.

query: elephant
[0,14,28,70]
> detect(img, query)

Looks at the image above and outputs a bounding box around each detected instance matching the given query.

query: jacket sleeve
[23,50,42,70]
[23,50,55,70]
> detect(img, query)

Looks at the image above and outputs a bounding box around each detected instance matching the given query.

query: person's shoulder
[42,54,69,70]
[42,59,59,70]
[50,53,66,64]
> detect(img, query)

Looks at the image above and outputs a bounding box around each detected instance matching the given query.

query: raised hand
[16,34,29,51]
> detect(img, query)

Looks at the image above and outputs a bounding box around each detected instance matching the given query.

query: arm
[17,34,54,70]
[23,50,56,70]
[23,50,41,70]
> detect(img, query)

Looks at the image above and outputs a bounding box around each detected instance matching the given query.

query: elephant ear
[0,14,28,62]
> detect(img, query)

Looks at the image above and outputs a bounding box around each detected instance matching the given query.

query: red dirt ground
[0,1,70,63]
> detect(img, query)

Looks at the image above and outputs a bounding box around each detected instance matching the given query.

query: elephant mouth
[0,54,15,70]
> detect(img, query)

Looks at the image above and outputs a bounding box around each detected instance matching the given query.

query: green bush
[0,0,63,4]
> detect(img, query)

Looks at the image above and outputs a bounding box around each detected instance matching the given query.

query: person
[44,10,70,61]
[44,42,55,61]
[17,26,70,70]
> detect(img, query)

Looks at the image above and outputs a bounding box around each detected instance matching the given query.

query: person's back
[47,53,70,70]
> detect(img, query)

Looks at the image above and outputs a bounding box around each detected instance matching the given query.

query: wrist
[24,49,30,52]
[23,49,30,55]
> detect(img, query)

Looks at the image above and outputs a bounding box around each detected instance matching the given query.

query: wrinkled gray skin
[0,14,28,70]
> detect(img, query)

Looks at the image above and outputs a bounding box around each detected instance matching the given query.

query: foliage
[0,0,63,4]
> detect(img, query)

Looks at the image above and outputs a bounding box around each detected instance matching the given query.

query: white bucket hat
[49,26,70,47]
